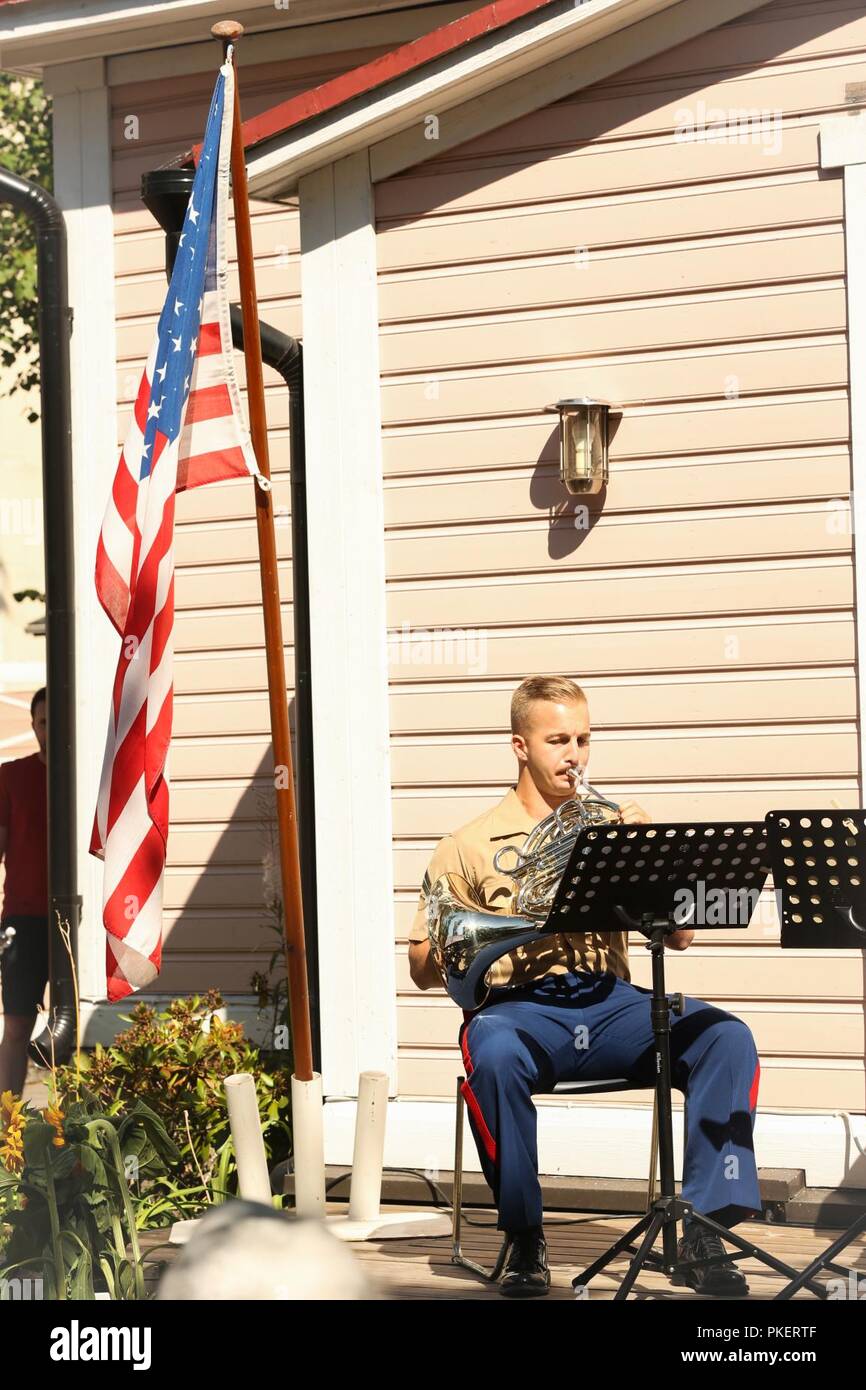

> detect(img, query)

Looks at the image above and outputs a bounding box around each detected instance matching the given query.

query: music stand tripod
[545,818,827,1300]
[764,808,866,1300]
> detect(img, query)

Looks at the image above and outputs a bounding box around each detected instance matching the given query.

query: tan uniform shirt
[409,788,631,989]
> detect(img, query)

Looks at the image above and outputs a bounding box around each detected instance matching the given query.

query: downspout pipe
[141,168,320,1068]
[0,167,81,1065]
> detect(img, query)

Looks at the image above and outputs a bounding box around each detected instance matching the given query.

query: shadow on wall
[83,687,316,1059]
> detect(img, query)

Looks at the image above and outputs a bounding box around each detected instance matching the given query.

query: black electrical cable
[271,1159,622,1228]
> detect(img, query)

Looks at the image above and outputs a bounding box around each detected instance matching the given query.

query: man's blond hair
[510,675,587,735]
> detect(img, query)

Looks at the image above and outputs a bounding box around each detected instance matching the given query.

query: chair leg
[451,1074,508,1281]
[646,1089,659,1213]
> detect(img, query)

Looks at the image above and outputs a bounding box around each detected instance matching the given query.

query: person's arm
[0,822,6,920]
[0,818,7,934]
[408,937,443,990]
[407,836,466,991]
[0,768,8,870]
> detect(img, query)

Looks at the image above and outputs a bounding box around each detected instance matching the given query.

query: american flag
[91,55,262,1001]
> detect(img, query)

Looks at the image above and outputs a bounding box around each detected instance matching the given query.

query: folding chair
[451,1074,660,1280]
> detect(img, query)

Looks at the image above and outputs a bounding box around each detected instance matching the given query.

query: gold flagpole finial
[211,19,244,56]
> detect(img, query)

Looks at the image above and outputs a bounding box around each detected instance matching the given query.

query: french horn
[427,769,622,1010]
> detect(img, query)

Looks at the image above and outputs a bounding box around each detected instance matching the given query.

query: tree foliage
[0,73,52,416]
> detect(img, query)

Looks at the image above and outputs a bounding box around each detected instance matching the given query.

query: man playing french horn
[409,676,762,1298]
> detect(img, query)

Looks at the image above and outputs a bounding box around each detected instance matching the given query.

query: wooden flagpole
[212,20,314,1087]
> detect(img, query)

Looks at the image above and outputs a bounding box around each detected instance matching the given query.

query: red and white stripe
[94,295,256,637]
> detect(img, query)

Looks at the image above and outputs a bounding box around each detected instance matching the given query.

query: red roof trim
[187,0,559,165]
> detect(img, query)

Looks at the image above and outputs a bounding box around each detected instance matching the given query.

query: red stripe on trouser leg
[748,1059,761,1112]
[459,1021,497,1164]
[460,1022,474,1076]
[460,1078,497,1164]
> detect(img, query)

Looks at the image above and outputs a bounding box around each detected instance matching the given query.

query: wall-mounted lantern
[545,397,612,495]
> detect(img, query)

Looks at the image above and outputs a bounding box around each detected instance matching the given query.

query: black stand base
[773,1210,866,1300]
[573,1196,828,1301]
[570,915,827,1301]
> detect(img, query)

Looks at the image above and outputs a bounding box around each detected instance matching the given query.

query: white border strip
[324,1097,866,1193]
[298,153,397,1097]
[42,59,118,1005]
[820,113,866,797]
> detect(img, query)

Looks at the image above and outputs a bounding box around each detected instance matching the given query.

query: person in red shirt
[0,688,48,1097]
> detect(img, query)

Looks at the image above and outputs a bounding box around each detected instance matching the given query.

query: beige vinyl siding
[379,0,866,1111]
[110,40,400,993]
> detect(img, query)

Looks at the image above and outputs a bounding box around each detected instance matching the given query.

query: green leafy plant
[1,910,295,1295]
[55,990,292,1217]
[0,1089,179,1299]
[1,986,292,1298]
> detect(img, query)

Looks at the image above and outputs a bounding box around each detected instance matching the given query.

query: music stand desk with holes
[764,809,866,1300]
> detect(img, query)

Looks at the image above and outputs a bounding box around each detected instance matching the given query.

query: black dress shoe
[499,1227,551,1298]
[672,1224,749,1297]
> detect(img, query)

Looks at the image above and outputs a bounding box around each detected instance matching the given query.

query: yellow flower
[0,1091,24,1170]
[0,1108,24,1173]
[44,1102,65,1148]
[0,1090,21,1122]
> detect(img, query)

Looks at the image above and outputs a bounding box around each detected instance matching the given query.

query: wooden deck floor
[347,1210,866,1300]
[141,1204,866,1301]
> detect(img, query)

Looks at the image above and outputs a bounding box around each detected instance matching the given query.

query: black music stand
[546,819,827,1300]
[764,809,866,1300]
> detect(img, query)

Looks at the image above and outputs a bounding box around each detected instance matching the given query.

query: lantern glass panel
[561,404,608,495]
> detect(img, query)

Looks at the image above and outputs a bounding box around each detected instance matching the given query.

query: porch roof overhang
[0,0,439,72]
[235,0,775,202]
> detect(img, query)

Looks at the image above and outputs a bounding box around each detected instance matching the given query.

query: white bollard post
[325,1071,451,1242]
[348,1071,388,1222]
[291,1071,326,1217]
[225,1073,272,1204]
